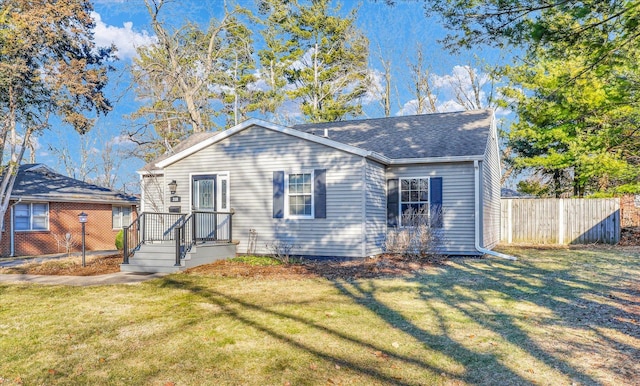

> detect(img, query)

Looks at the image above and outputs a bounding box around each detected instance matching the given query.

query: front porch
[120,211,236,273]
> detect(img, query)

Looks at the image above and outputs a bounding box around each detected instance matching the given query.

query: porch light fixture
[78,212,88,267]
[168,180,178,195]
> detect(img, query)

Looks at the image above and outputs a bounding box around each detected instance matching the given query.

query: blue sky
[33,0,512,192]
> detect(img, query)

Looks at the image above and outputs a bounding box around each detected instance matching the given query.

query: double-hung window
[399,177,430,227]
[273,169,326,220]
[286,172,314,218]
[14,203,49,231]
[112,206,132,229]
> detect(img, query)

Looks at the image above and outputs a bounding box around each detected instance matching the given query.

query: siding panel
[387,163,478,255]
[163,126,366,258]
[365,159,386,256]
[482,117,501,249]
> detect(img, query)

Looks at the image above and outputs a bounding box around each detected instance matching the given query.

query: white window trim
[14,202,49,232]
[398,176,430,227]
[112,205,132,229]
[285,170,315,219]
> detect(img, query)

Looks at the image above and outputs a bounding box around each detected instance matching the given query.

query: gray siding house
[138,109,501,260]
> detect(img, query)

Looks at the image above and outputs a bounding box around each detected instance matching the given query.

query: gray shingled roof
[293,109,493,159]
[143,110,493,170]
[11,164,138,204]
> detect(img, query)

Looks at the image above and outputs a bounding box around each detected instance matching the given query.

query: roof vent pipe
[323,128,329,138]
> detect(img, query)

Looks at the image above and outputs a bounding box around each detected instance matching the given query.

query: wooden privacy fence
[501,198,620,245]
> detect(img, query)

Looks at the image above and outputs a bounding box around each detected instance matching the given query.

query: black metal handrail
[122,212,185,264]
[174,210,234,266]
[122,213,143,264]
[175,213,195,265]
[123,210,234,266]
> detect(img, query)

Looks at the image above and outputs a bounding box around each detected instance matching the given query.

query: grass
[227,255,284,266]
[0,246,638,385]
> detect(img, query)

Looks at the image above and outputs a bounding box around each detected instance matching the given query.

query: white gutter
[474,160,517,261]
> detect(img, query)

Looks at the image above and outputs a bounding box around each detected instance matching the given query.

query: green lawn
[0,247,638,385]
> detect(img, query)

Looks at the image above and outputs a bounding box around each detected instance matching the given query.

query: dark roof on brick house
[10,164,138,205]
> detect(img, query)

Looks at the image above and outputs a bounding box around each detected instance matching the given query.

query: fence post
[122,225,129,264]
[175,227,181,267]
[558,199,564,245]
[192,213,196,245]
[192,212,197,243]
[228,213,233,243]
[142,213,147,242]
[507,199,512,244]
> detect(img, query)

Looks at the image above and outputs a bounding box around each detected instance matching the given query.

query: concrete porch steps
[120,241,236,273]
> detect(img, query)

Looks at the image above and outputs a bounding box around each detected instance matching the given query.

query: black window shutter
[387,179,399,227]
[273,171,285,218]
[314,169,326,218]
[430,177,443,228]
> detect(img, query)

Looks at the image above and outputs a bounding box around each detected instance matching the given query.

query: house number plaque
[170,196,181,202]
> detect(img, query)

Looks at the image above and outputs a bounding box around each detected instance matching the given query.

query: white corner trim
[473,159,517,261]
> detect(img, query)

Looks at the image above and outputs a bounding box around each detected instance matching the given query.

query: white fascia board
[156,118,374,168]
[137,169,164,176]
[365,153,391,165]
[9,195,138,205]
[388,155,484,165]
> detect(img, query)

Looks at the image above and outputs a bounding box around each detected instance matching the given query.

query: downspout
[10,206,14,257]
[9,197,22,257]
[474,160,516,261]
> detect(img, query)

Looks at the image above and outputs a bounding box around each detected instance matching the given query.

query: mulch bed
[185,254,446,280]
[619,227,640,246]
[1,253,446,279]
[0,254,123,276]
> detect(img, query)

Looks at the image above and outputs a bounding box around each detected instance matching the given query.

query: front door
[192,174,229,241]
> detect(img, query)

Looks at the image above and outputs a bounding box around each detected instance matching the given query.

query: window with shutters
[399,177,430,227]
[285,171,314,218]
[14,203,49,231]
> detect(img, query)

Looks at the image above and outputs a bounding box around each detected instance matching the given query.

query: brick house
[1,164,138,257]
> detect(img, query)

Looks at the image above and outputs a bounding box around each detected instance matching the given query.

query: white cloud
[362,68,386,106]
[395,65,503,115]
[109,134,136,146]
[396,99,418,116]
[437,100,466,112]
[91,11,156,60]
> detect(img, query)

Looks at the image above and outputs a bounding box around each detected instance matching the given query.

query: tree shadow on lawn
[325,250,639,385]
[160,275,536,385]
[160,248,639,384]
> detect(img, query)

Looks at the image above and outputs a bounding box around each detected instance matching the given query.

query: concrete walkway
[0,271,168,286]
[0,250,169,286]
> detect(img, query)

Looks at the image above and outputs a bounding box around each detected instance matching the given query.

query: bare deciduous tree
[408,44,439,114]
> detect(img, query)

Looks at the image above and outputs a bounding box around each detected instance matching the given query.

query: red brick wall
[1,201,137,257]
[620,195,640,228]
